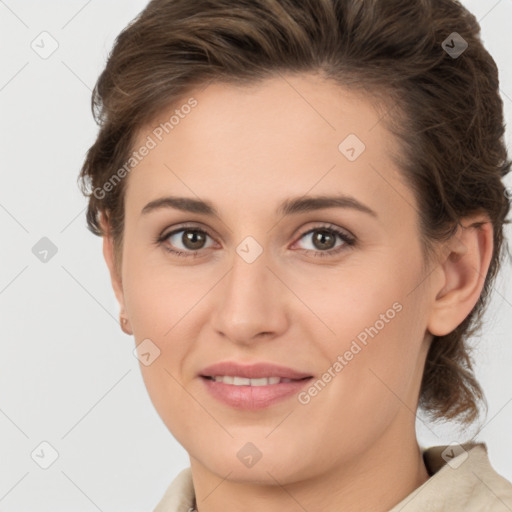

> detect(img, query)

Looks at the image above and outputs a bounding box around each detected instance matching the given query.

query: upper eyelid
[162,224,214,241]
[297,224,353,238]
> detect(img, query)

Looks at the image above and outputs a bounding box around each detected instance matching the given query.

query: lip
[199,361,312,380]
[200,376,313,410]
[198,361,313,410]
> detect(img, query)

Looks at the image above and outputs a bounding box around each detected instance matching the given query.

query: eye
[157,225,216,258]
[293,224,356,258]
[156,223,356,259]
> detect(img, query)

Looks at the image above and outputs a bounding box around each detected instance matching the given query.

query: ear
[427,213,494,337]
[100,213,133,335]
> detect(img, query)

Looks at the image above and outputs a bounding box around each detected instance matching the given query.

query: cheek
[292,255,412,346]
[295,303,424,459]
[137,360,199,450]
[303,254,426,401]
[122,247,194,336]
[121,250,205,419]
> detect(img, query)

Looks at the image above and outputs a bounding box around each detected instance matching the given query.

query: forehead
[124,73,413,224]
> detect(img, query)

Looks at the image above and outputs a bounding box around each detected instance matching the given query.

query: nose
[210,244,289,345]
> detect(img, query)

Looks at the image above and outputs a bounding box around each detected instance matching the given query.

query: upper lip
[199,361,312,380]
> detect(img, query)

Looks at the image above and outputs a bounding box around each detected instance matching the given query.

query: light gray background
[0,1,511,511]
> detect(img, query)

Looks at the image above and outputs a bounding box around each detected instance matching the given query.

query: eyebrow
[140,194,378,218]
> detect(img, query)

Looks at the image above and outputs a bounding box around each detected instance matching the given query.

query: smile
[200,375,314,410]
[203,375,309,385]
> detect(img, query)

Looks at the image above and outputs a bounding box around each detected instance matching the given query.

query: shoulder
[152,467,195,512]
[389,442,512,511]
[425,442,512,510]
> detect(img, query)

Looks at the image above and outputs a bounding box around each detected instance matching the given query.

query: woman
[78,0,512,510]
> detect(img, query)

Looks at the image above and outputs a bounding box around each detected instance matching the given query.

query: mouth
[199,361,313,381]
[199,375,314,410]
[200,375,313,386]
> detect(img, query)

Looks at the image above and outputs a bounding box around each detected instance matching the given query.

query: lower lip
[200,376,313,410]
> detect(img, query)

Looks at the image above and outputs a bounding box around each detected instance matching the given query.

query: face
[107,73,438,483]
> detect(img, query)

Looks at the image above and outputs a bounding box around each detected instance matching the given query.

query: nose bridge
[224,238,272,308]
[211,235,285,341]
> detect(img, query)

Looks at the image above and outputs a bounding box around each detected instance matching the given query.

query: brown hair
[78,0,511,430]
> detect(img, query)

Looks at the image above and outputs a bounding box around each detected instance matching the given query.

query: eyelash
[156,223,356,259]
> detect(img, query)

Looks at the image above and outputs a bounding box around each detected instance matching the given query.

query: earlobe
[426,215,493,337]
[119,315,134,335]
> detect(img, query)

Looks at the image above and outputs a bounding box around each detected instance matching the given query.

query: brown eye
[159,227,215,257]
[180,230,208,250]
[294,225,356,258]
[310,229,337,251]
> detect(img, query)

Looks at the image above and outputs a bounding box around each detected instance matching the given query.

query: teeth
[210,376,294,386]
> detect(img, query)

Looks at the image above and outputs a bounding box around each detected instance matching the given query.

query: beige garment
[153,442,512,512]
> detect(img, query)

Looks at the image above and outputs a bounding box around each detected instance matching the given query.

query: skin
[101,72,493,512]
